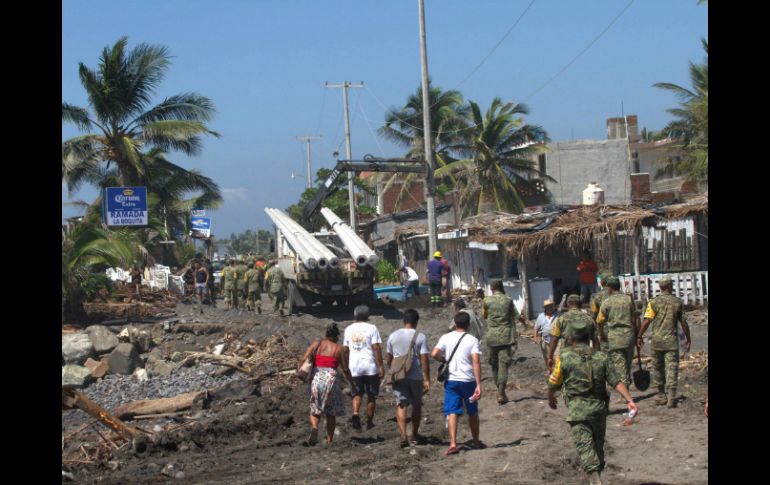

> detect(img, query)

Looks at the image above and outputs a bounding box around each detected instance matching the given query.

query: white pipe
[264,209,318,269]
[265,208,339,269]
[320,207,379,267]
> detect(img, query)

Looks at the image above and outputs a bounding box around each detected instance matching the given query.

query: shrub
[374,259,399,284]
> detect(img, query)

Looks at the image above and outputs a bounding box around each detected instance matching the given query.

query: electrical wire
[524,0,637,101]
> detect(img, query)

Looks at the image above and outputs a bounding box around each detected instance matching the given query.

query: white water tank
[582,182,605,205]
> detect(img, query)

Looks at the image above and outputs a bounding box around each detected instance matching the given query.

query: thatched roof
[396,195,708,258]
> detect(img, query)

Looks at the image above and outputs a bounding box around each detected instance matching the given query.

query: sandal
[443,445,459,456]
[400,439,410,449]
[472,441,487,450]
[306,428,318,446]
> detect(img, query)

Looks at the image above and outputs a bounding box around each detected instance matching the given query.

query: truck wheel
[287,282,297,315]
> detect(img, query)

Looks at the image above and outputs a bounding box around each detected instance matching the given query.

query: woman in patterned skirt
[299,323,355,445]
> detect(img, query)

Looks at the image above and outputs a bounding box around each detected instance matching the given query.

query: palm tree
[436,98,551,216]
[62,37,219,190]
[374,80,469,211]
[62,218,143,322]
[654,39,708,182]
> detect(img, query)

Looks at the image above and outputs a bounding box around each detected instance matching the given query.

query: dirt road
[63,298,708,484]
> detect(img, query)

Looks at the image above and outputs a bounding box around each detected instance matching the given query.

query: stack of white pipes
[320,207,379,267]
[264,208,339,270]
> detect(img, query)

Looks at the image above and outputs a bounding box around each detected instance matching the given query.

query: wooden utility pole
[296,135,321,189]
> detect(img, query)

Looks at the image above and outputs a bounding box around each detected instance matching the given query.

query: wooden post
[633,226,641,301]
[519,256,530,320]
[609,234,619,276]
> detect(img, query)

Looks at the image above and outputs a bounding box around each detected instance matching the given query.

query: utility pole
[296,135,321,189]
[326,81,364,230]
[418,0,438,255]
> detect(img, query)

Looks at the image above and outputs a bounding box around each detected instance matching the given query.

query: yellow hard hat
[434,251,442,258]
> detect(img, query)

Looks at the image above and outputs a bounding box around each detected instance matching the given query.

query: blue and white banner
[103,187,148,226]
[190,217,212,238]
[191,208,206,217]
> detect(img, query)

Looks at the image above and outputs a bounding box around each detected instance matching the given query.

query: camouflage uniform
[551,308,598,356]
[221,265,239,309]
[597,292,638,386]
[548,342,620,474]
[265,265,286,313]
[483,291,518,395]
[643,293,685,399]
[590,288,610,351]
[235,262,249,309]
[244,267,262,313]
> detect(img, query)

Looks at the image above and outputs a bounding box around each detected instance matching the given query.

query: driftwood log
[113,390,208,420]
[62,387,140,441]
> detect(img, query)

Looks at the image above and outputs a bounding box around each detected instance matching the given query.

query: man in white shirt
[386,308,431,447]
[534,299,559,372]
[431,312,483,455]
[343,305,384,431]
[400,265,420,301]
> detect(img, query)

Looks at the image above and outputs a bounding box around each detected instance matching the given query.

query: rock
[108,343,141,375]
[62,333,94,365]
[175,472,185,480]
[62,470,75,482]
[134,330,154,353]
[147,360,177,377]
[147,347,164,363]
[87,325,119,354]
[83,358,100,371]
[117,327,131,342]
[170,351,184,363]
[91,359,110,379]
[62,365,94,388]
[213,343,226,356]
[133,368,149,382]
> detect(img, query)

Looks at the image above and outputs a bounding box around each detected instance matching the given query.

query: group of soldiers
[219,258,288,315]
[477,274,692,485]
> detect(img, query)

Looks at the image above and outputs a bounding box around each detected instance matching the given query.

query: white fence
[619,271,708,305]
[105,265,185,295]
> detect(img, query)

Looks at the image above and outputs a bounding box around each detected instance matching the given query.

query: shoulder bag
[437,333,468,383]
[296,339,322,383]
[384,330,419,386]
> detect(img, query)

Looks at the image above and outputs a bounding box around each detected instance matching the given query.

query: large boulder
[133,330,154,353]
[62,365,93,388]
[107,343,141,375]
[84,358,110,379]
[62,333,94,365]
[86,325,119,354]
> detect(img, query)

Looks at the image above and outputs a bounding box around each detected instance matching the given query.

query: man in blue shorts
[431,312,483,455]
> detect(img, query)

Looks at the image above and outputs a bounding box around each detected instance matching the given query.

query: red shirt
[577,259,598,284]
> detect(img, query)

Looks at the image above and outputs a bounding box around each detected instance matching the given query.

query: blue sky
[62,0,707,236]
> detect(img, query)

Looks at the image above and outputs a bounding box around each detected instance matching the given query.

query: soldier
[596,277,640,402]
[244,262,263,314]
[221,259,239,310]
[548,320,637,485]
[546,295,601,371]
[265,260,287,316]
[637,276,691,408]
[235,259,249,309]
[590,272,612,351]
[482,279,527,404]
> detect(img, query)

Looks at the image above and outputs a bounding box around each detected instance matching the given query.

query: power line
[314,87,327,136]
[357,98,387,158]
[524,0,637,101]
[454,0,537,88]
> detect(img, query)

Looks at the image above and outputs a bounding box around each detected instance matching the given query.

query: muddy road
[63,297,708,484]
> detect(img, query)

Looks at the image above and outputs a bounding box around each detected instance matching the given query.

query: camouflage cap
[605,276,620,286]
[599,270,613,281]
[570,318,591,337]
[567,294,581,304]
[659,276,672,287]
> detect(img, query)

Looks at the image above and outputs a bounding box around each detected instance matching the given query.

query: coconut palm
[62,219,143,322]
[654,38,708,181]
[436,98,551,215]
[374,80,469,211]
[62,37,219,191]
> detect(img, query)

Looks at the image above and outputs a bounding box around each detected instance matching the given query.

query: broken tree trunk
[62,387,140,441]
[113,390,208,420]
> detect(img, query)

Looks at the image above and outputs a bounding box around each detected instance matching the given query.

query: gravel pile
[62,364,244,429]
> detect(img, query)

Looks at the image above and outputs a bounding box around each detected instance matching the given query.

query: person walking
[482,280,527,404]
[449,299,484,342]
[431,312,483,455]
[300,323,355,446]
[426,252,445,308]
[577,251,599,304]
[221,259,239,310]
[193,262,209,314]
[400,265,420,301]
[596,277,640,403]
[548,320,637,485]
[386,309,431,448]
[637,276,692,408]
[590,272,612,350]
[343,305,384,431]
[265,260,286,316]
[547,295,601,371]
[235,259,249,310]
[534,299,559,373]
[440,256,452,303]
[205,258,216,304]
[244,262,262,314]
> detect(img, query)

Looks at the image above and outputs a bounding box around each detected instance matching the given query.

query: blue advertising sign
[103,187,148,226]
[191,208,206,217]
[190,217,212,238]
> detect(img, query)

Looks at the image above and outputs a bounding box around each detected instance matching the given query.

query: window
[538,153,547,175]
[632,152,640,173]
